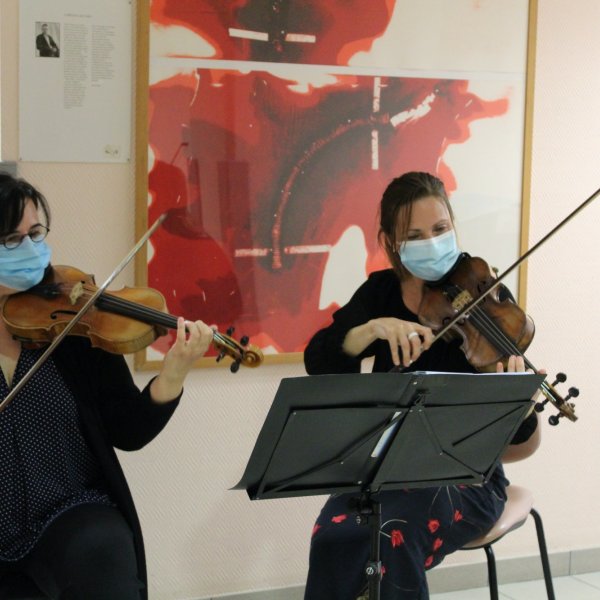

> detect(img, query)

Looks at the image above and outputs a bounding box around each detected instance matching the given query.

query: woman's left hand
[497,354,526,374]
[151,317,214,403]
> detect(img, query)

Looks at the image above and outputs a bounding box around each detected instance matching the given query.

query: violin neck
[95,290,233,351]
[95,292,179,331]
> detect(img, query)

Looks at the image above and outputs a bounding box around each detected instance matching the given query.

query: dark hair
[378,171,454,279]
[0,172,51,235]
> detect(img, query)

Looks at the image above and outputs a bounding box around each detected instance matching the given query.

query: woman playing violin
[303,171,542,599]
[0,173,213,600]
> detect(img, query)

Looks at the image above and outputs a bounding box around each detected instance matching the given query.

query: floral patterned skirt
[304,469,507,600]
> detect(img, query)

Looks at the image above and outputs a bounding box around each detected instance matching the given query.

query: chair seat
[463,484,534,549]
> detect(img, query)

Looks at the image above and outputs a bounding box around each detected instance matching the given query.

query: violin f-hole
[51,309,79,320]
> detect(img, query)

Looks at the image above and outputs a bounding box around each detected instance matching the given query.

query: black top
[0,348,112,560]
[12,336,181,600]
[304,269,537,444]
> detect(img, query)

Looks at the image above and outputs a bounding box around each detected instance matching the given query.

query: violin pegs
[548,414,562,426]
[216,351,226,363]
[551,372,567,387]
[226,326,235,336]
[230,360,240,373]
[534,400,548,413]
[240,335,249,346]
[564,387,579,401]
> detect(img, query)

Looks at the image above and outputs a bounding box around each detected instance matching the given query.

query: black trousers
[305,480,505,600]
[0,503,143,600]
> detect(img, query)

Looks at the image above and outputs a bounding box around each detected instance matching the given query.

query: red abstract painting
[143,1,521,362]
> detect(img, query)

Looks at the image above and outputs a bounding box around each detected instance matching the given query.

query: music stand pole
[351,492,383,598]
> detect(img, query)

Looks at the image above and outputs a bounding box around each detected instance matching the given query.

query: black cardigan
[52,336,181,599]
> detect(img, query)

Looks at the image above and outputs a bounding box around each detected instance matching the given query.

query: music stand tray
[235,371,544,500]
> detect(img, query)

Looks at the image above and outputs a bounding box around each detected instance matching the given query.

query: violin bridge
[452,290,473,312]
[70,281,84,305]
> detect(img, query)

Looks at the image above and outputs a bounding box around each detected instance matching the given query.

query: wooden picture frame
[135,0,537,370]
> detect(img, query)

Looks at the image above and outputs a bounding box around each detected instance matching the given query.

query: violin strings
[467,302,537,368]
[447,286,556,402]
[470,299,557,402]
[81,286,179,328]
[79,287,244,357]
[444,284,528,360]
[466,305,557,402]
[86,288,177,330]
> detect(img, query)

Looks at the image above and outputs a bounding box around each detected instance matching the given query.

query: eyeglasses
[0,225,50,250]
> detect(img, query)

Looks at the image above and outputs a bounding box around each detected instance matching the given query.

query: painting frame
[134,0,537,371]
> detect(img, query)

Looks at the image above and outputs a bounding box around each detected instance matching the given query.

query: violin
[2,265,263,372]
[417,254,578,425]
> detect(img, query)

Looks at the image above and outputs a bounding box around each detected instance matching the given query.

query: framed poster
[20,0,132,163]
[135,0,536,369]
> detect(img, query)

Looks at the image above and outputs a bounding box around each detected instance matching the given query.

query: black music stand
[234,371,544,599]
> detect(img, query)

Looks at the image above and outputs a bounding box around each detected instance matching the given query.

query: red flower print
[331,514,347,524]
[425,555,434,568]
[381,565,386,576]
[454,510,463,522]
[433,538,443,551]
[427,519,440,533]
[390,529,404,548]
[311,524,321,537]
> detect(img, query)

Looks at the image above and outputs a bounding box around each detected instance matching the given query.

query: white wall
[1,1,599,598]
[500,0,600,556]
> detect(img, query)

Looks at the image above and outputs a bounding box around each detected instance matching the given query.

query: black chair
[461,484,555,600]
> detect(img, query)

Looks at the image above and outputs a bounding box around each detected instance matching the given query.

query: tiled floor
[430,571,600,599]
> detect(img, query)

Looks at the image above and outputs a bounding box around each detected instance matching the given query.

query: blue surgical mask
[399,230,461,281]
[0,237,51,291]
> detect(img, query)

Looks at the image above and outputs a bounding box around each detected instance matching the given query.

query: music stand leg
[352,493,382,600]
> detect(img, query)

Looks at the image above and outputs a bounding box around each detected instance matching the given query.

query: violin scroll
[534,372,578,425]
[213,326,263,372]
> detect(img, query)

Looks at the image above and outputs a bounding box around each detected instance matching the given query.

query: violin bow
[0,213,168,413]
